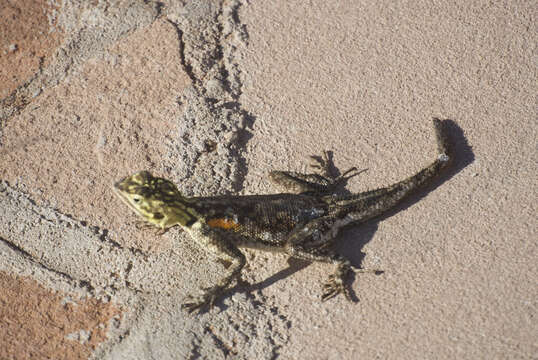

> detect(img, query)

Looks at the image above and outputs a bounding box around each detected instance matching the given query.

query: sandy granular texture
[0,0,64,99]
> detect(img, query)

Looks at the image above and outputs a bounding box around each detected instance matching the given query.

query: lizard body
[114,118,451,313]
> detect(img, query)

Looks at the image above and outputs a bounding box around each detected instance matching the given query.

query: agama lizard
[113,118,451,313]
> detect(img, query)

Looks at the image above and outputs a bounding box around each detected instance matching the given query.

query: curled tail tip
[432,117,450,159]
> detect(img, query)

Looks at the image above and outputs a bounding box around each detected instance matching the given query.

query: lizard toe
[182,294,211,314]
[181,300,205,314]
[321,277,344,301]
[182,286,224,314]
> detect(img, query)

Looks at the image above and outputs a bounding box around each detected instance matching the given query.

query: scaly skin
[114,118,451,313]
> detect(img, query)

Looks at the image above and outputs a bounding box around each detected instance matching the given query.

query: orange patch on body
[207,218,240,230]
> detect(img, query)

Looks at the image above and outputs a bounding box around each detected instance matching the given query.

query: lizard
[113,118,451,313]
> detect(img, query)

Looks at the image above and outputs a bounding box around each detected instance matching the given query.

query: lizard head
[113,171,197,229]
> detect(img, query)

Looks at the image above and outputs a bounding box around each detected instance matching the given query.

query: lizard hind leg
[269,150,366,194]
[285,218,380,302]
[308,150,368,193]
[268,170,334,194]
[285,244,357,302]
[322,260,381,301]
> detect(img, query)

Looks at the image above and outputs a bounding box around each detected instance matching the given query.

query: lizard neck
[165,196,201,228]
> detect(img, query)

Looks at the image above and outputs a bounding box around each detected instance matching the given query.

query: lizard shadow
[227,119,472,306]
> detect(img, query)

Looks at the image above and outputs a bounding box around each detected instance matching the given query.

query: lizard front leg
[182,231,246,314]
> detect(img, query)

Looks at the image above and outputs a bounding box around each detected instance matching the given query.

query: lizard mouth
[113,178,129,191]
[112,185,142,216]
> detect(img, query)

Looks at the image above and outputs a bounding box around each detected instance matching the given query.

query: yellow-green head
[113,171,198,229]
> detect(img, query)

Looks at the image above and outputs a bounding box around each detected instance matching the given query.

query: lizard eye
[133,197,140,203]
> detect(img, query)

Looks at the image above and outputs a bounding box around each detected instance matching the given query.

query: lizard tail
[394,117,451,191]
[333,118,451,221]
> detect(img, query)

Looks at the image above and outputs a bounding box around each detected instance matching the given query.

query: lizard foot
[135,220,155,231]
[181,286,221,314]
[321,273,352,302]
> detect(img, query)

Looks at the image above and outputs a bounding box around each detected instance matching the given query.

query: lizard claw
[350,266,384,275]
[321,273,352,302]
[135,220,169,236]
[321,266,383,302]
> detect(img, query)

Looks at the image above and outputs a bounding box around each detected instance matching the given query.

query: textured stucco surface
[0,1,536,359]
